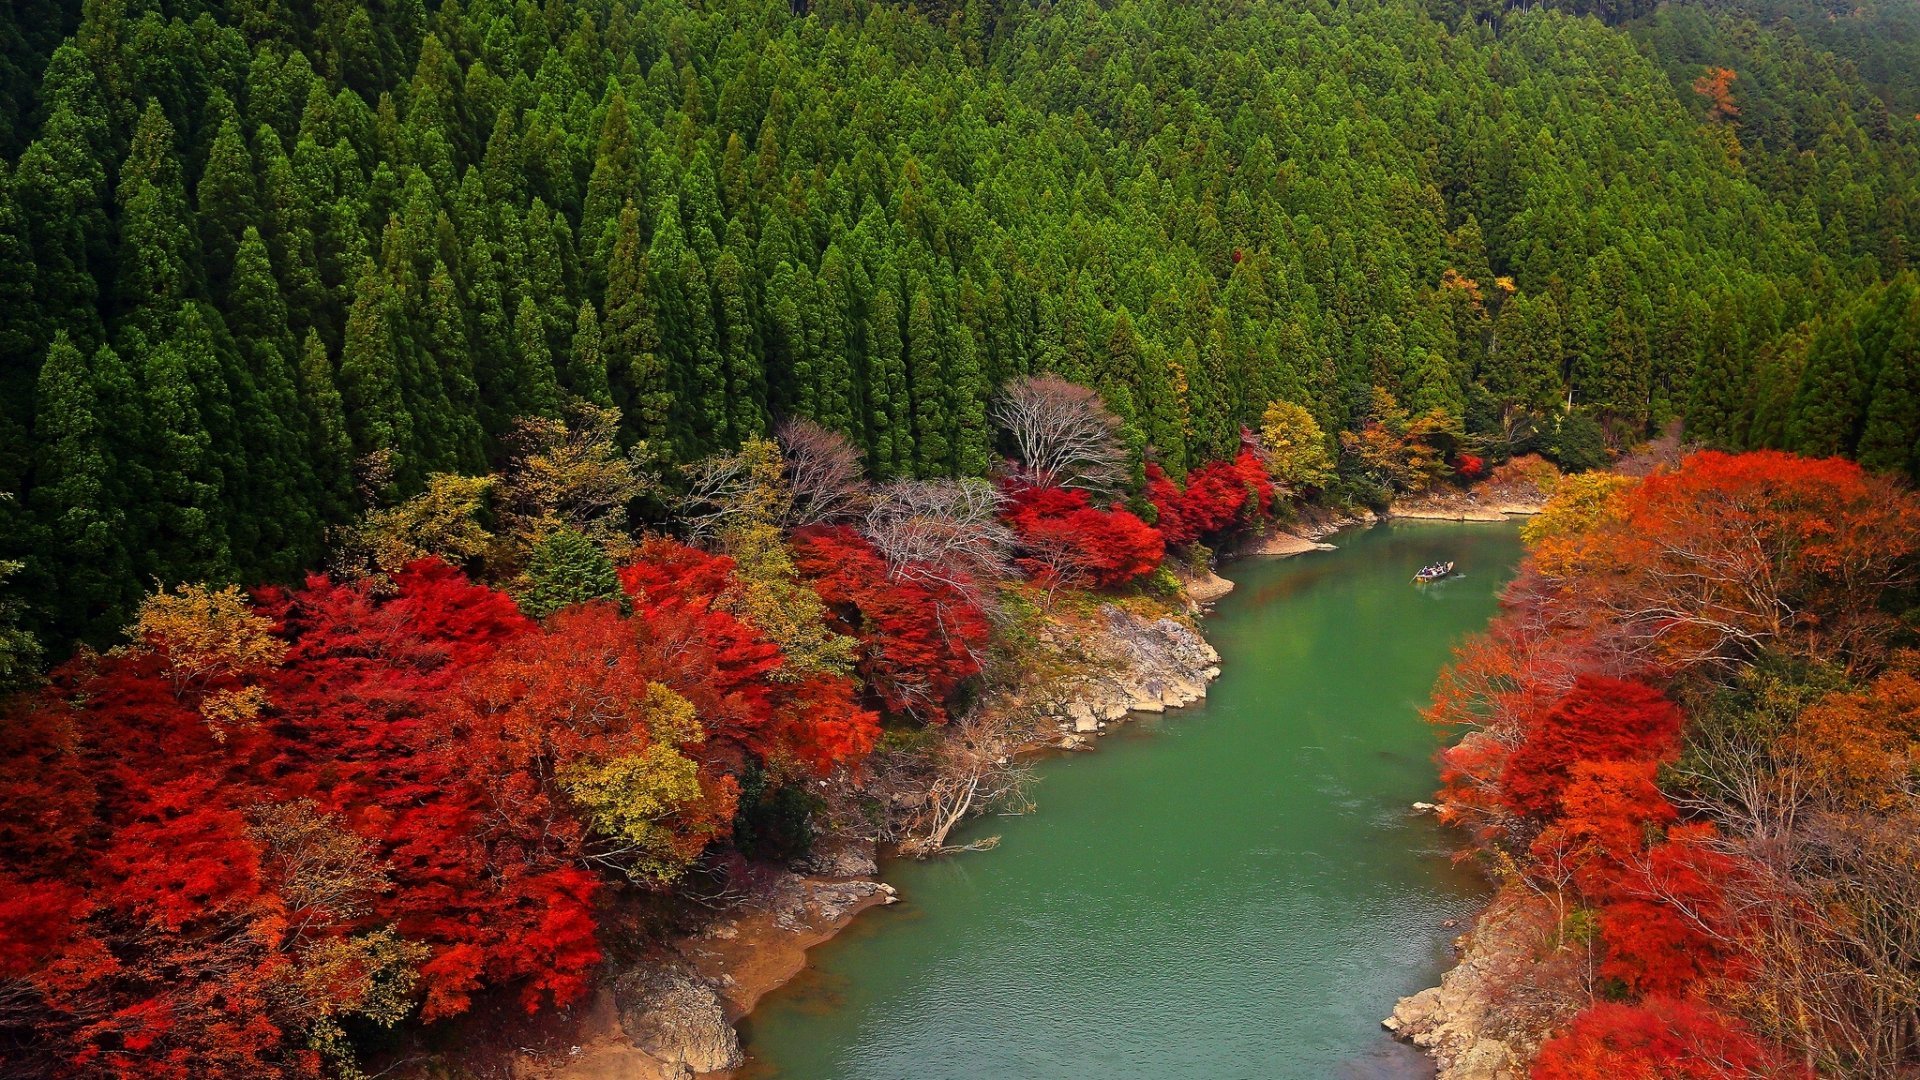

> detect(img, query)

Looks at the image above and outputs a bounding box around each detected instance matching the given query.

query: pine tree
[337,262,413,487]
[866,286,909,476]
[519,528,625,619]
[512,293,563,421]
[713,250,764,442]
[906,283,951,476]
[581,81,640,269]
[567,300,613,408]
[256,124,327,341]
[1788,312,1869,457]
[423,261,487,471]
[298,330,355,519]
[605,204,669,443]
[14,102,107,342]
[1856,298,1920,479]
[946,315,991,476]
[31,333,135,638]
[683,249,726,453]
[136,320,234,585]
[196,98,260,301]
[765,262,810,419]
[116,103,196,340]
[813,249,859,436]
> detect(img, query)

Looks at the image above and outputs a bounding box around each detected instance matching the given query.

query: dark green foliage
[1544,410,1612,473]
[30,334,135,640]
[519,529,625,620]
[731,762,821,862]
[0,0,1917,654]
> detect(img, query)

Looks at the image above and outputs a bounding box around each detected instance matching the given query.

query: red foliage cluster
[1456,453,1486,480]
[0,551,879,1077]
[1002,481,1165,587]
[791,526,992,724]
[1144,449,1275,546]
[1533,998,1805,1079]
[1538,450,1920,670]
[1420,452,1919,1063]
[617,539,878,771]
[1488,677,1748,997]
[1499,675,1683,818]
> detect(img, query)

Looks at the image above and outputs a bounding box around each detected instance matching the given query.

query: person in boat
[1414,561,1455,581]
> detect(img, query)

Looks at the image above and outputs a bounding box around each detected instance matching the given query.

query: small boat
[1413,561,1456,584]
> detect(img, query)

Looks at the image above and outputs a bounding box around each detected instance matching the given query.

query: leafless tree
[775,418,869,529]
[675,438,787,543]
[894,699,1037,857]
[991,375,1128,496]
[861,478,1014,597]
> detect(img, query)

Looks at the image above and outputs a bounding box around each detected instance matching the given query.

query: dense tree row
[1429,452,1920,1075]
[3,0,1916,651]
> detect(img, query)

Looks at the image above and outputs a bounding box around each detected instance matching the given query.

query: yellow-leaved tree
[131,582,287,738]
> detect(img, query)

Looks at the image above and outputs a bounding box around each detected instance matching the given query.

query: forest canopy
[1,0,1917,648]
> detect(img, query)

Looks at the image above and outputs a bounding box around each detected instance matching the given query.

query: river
[739,521,1525,1079]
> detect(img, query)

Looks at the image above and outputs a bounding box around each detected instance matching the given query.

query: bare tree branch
[990,375,1128,497]
[776,418,869,529]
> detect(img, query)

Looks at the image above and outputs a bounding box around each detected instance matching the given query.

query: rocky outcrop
[796,834,880,879]
[1183,569,1235,605]
[753,870,898,932]
[1383,883,1573,1079]
[614,965,744,1077]
[1039,605,1221,735]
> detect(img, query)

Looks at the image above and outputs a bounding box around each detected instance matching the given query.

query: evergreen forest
[2,0,1918,649]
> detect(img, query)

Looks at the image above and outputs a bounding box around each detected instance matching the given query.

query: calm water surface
[740,522,1525,1080]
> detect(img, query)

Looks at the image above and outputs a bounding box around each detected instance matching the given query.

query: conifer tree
[338,262,413,484]
[137,319,234,585]
[713,250,764,442]
[31,333,135,638]
[606,204,668,443]
[946,315,991,476]
[683,249,726,452]
[1789,313,1869,457]
[14,103,107,341]
[298,329,355,519]
[906,283,951,476]
[512,293,564,421]
[568,300,614,408]
[866,286,909,476]
[582,82,640,269]
[196,99,260,301]
[520,528,625,619]
[423,261,487,471]
[116,103,196,340]
[1856,300,1920,479]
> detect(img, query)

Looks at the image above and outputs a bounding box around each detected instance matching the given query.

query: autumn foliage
[1144,449,1276,547]
[1002,480,1165,587]
[1499,676,1683,818]
[0,389,1285,1078]
[792,526,991,724]
[1532,998,1803,1080]
[0,546,881,1077]
[1428,451,1920,1073]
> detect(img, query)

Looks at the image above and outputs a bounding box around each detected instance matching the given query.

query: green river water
[740,521,1525,1080]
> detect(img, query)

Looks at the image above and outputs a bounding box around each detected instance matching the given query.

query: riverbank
[477,509,1532,1080]
[500,589,1236,1080]
[1383,880,1580,1080]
